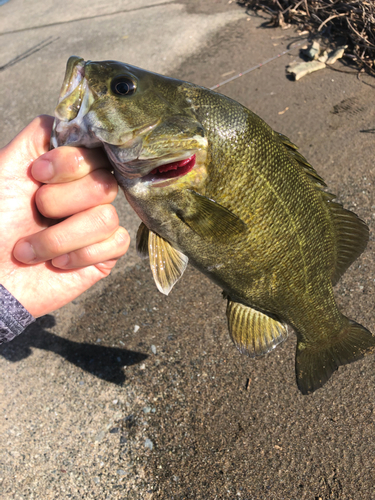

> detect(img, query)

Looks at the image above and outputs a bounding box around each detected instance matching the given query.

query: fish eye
[111,76,136,96]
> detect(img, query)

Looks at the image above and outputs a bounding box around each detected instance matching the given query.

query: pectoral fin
[148,230,188,295]
[176,190,246,240]
[226,299,288,356]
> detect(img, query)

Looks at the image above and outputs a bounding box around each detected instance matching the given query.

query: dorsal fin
[277,132,369,285]
[327,201,369,285]
[278,132,326,187]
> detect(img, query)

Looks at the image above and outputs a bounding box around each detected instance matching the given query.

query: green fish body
[52,56,375,393]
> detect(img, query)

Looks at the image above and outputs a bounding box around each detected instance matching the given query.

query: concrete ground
[1,0,375,498]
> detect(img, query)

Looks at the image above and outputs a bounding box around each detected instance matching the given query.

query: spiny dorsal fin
[148,230,188,295]
[327,201,369,285]
[136,222,149,259]
[226,298,288,356]
[278,132,326,187]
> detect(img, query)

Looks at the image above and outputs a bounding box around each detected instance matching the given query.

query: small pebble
[151,345,157,354]
[144,438,153,450]
[117,469,126,476]
[134,325,140,333]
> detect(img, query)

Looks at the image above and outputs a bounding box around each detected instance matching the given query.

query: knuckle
[92,170,118,197]
[65,151,82,176]
[115,228,130,246]
[94,205,118,230]
[82,244,99,260]
[44,231,66,255]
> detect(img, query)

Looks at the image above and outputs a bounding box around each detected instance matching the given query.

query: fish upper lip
[58,59,85,104]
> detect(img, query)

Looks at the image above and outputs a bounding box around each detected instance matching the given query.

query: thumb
[2,115,54,173]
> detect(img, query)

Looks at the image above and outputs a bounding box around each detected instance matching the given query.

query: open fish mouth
[143,155,196,183]
[51,57,101,149]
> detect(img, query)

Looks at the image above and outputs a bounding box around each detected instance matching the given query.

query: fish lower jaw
[51,118,101,149]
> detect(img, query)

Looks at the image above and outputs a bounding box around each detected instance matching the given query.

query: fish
[51,56,375,394]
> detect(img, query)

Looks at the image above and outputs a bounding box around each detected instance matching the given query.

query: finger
[13,204,119,264]
[95,259,120,272]
[36,169,118,218]
[52,227,130,269]
[32,145,112,183]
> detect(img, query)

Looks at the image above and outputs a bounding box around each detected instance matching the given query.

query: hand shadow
[0,315,147,385]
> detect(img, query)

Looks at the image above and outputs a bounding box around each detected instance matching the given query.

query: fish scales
[51,57,375,394]
[188,87,334,319]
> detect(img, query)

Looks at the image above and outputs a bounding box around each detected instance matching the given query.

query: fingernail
[33,159,54,182]
[52,254,70,268]
[14,242,36,263]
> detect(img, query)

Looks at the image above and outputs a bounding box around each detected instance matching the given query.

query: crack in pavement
[0,36,60,71]
[0,0,174,36]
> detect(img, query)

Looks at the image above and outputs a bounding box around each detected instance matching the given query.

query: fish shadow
[0,315,147,385]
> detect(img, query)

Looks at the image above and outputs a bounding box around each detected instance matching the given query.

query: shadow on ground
[0,315,148,385]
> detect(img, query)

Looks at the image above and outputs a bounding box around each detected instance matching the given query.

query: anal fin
[226,299,288,356]
[148,230,188,296]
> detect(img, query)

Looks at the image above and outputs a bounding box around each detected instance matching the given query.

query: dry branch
[238,0,375,75]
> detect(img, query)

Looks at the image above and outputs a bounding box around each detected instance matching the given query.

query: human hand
[0,115,129,317]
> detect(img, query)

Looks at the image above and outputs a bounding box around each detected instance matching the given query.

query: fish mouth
[142,155,196,183]
[51,57,101,149]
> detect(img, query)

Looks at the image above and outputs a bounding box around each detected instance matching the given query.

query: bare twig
[238,0,375,75]
[318,12,346,31]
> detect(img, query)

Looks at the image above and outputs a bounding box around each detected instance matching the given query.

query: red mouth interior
[149,155,196,180]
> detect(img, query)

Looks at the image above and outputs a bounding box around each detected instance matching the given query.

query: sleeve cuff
[0,284,35,344]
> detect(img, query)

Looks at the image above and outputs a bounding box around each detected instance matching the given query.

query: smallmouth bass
[51,56,375,394]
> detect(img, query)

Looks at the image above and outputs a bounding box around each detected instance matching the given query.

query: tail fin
[296,318,375,394]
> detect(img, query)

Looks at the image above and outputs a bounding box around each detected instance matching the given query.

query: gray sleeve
[0,284,35,345]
